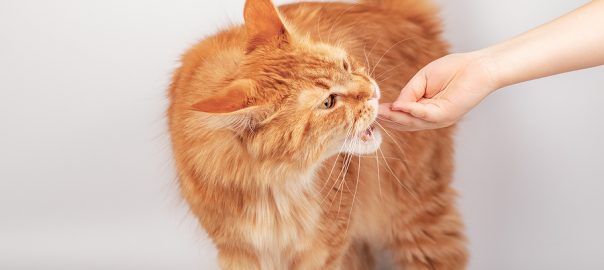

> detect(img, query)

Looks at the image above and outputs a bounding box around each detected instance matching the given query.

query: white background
[1,0,603,269]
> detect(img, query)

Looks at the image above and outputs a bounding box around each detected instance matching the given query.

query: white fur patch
[242,170,321,268]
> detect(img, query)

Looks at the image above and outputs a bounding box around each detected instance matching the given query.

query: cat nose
[370,80,381,100]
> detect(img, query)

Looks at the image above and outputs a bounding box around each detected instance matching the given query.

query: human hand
[378,51,500,131]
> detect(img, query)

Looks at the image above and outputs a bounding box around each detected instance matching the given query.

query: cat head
[192,0,382,167]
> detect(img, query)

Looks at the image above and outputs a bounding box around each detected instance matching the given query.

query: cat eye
[320,94,336,109]
[342,60,350,72]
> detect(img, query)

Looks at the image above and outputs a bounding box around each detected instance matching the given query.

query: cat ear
[191,79,266,132]
[191,79,253,114]
[244,0,288,52]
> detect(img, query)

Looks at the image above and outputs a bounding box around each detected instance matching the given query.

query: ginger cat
[168,0,467,269]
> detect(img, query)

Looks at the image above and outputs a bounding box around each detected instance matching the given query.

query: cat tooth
[360,130,372,142]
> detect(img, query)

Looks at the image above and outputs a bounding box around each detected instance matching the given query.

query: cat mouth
[359,124,377,143]
[342,122,382,155]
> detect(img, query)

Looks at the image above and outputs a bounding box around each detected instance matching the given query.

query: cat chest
[240,187,321,266]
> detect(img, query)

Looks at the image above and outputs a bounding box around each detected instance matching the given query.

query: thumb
[392,70,427,112]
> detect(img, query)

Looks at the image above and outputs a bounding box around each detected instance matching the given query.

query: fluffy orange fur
[168,0,467,269]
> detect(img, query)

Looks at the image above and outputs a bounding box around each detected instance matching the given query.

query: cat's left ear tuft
[191,79,253,114]
[191,79,268,133]
[244,0,288,52]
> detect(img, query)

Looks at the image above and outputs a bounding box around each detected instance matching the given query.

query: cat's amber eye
[320,94,336,109]
[342,60,350,72]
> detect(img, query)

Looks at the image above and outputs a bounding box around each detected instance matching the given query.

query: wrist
[468,49,504,93]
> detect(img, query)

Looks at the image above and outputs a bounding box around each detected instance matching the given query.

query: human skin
[378,0,604,131]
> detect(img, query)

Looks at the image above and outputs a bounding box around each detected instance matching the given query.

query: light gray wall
[1,0,602,269]
[438,0,604,269]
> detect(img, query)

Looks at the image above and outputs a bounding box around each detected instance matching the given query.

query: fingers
[394,101,428,118]
[396,98,453,124]
[377,103,444,131]
[392,69,428,109]
[381,55,463,130]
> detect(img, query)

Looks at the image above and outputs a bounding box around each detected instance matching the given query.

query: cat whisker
[377,116,406,126]
[319,126,354,194]
[326,4,361,44]
[335,137,359,215]
[357,154,404,159]
[330,125,359,212]
[319,153,342,193]
[344,147,362,235]
[360,37,381,70]
[372,129,383,200]
[322,150,352,207]
[370,37,418,77]
[368,156,409,163]
[321,153,349,208]
[319,125,355,195]
[356,36,381,72]
[331,151,353,211]
[333,17,370,48]
[367,36,381,58]
[373,62,409,81]
[363,43,370,71]
[314,10,324,44]
[377,76,395,86]
[374,121,411,173]
[378,146,419,201]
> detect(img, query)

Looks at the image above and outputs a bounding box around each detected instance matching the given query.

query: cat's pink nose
[370,80,381,100]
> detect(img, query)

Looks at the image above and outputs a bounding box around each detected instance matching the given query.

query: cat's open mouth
[343,122,381,155]
[359,124,376,143]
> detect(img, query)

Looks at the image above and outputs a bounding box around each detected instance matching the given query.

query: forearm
[481,0,604,90]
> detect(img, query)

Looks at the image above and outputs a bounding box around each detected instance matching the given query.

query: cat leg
[289,240,355,270]
[340,240,375,270]
[216,245,260,270]
[388,202,468,270]
[291,239,353,270]
[289,245,332,270]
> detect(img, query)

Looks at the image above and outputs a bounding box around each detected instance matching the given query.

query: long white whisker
[374,62,408,81]
[373,129,382,199]
[314,10,324,43]
[378,146,418,201]
[319,125,354,194]
[322,150,353,207]
[377,116,407,126]
[374,121,411,172]
[335,150,354,213]
[363,43,370,70]
[345,149,362,235]
[326,4,360,44]
[332,125,358,213]
[320,125,355,200]
[371,37,418,77]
